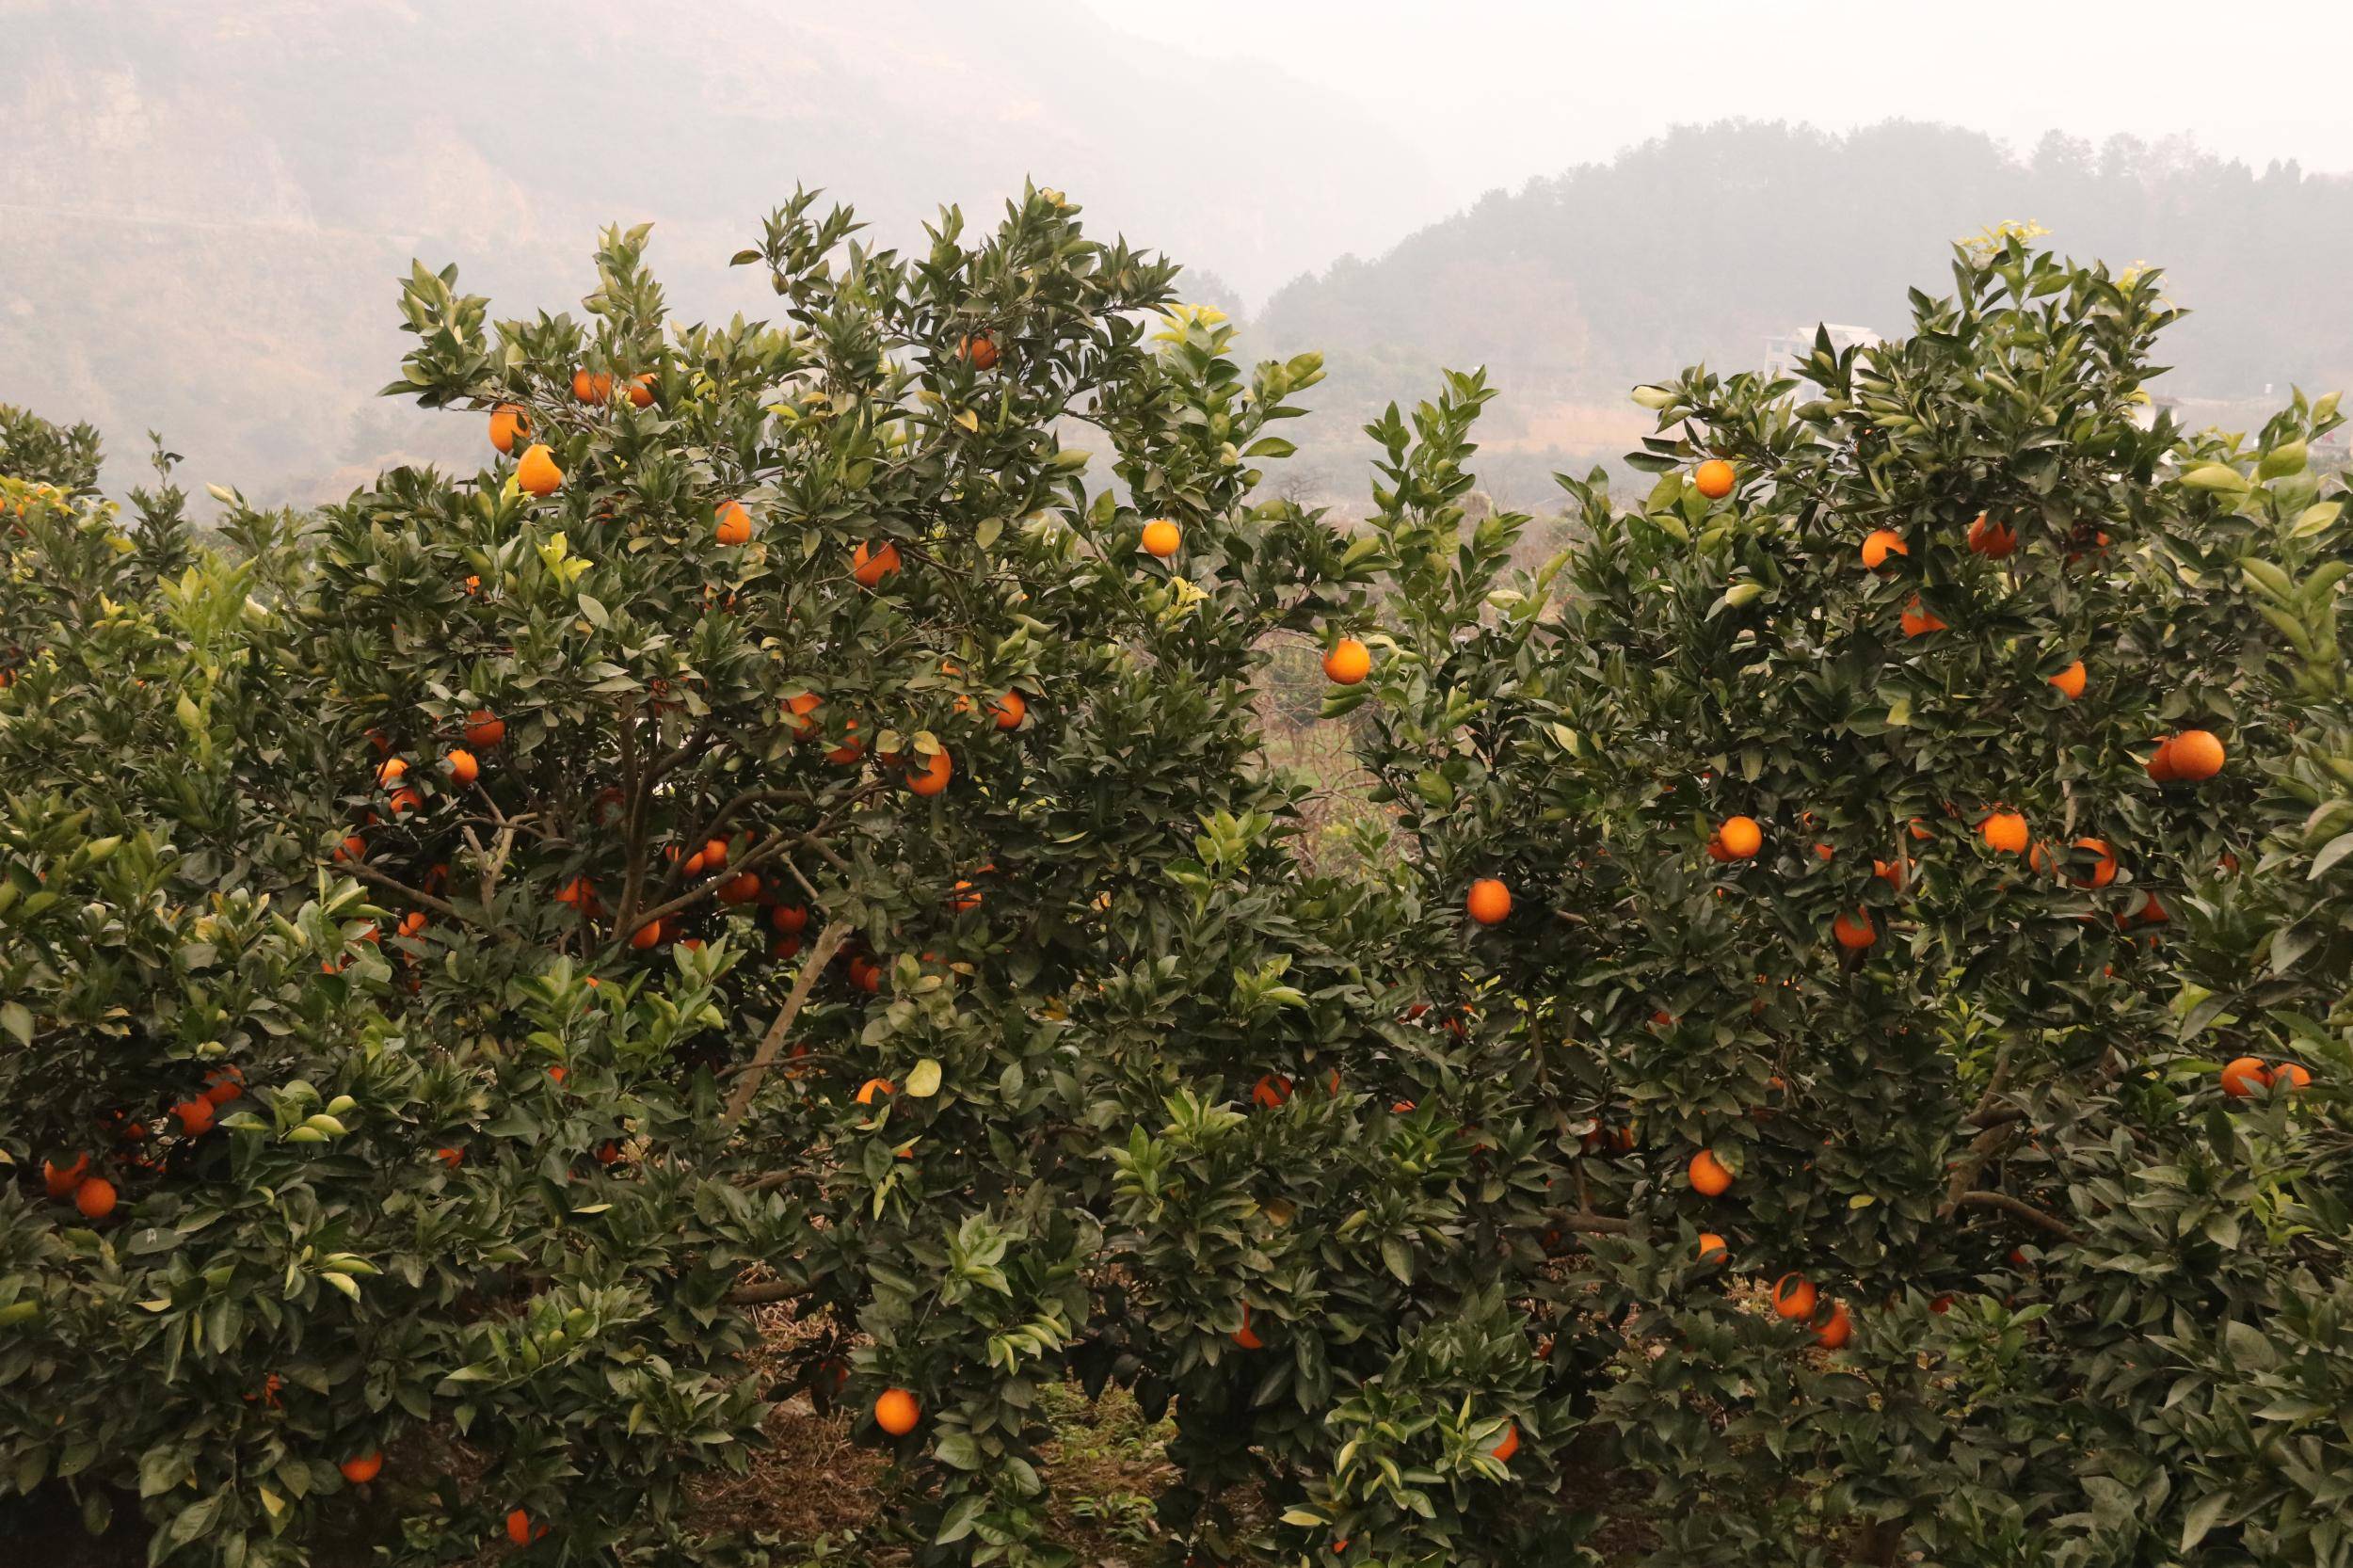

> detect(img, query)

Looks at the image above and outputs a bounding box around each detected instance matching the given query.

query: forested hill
[1254,120,2353,504]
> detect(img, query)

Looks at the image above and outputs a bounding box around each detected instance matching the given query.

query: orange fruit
[1813,1301,1853,1349]
[1693,459,1736,499]
[851,541,902,587]
[2220,1056,2271,1097]
[714,500,752,546]
[488,404,531,455]
[516,443,564,497]
[785,691,823,739]
[1714,816,1762,859]
[445,747,479,785]
[74,1177,117,1220]
[1491,1422,1520,1463]
[1978,811,2028,854]
[388,787,424,815]
[1899,596,1947,637]
[397,911,427,938]
[772,935,804,962]
[570,368,614,405]
[464,709,505,747]
[630,920,663,951]
[1322,638,1372,685]
[856,1078,894,1105]
[1871,857,1905,891]
[1465,878,1512,925]
[1832,909,1877,951]
[848,956,882,993]
[825,721,865,766]
[874,1386,921,1435]
[771,904,809,935]
[958,333,999,371]
[627,373,656,408]
[1907,818,1934,842]
[1687,1149,1733,1196]
[436,1147,463,1169]
[1696,1231,1728,1263]
[990,691,1028,730]
[1860,529,1907,568]
[1141,519,1182,558]
[506,1509,548,1545]
[553,876,596,909]
[2049,660,2087,700]
[1966,514,2017,558]
[2146,737,2179,783]
[376,757,408,788]
[1234,1304,1265,1350]
[1770,1273,1817,1320]
[906,747,953,796]
[2169,729,2225,781]
[173,1097,216,1135]
[340,1452,384,1484]
[1252,1073,1293,1109]
[718,873,761,905]
[2275,1062,2313,1092]
[42,1153,89,1197]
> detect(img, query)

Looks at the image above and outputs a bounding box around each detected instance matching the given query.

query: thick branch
[720,918,856,1128]
[725,1278,814,1306]
[1953,1190,2084,1246]
[1543,1208,1633,1236]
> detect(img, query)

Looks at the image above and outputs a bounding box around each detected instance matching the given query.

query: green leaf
[906,1058,942,1098]
[0,1001,30,1046]
[2179,1489,2231,1551]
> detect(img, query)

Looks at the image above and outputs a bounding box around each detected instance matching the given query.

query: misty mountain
[0,0,1443,501]
[1254,120,2353,504]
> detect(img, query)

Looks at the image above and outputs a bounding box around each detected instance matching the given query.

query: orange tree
[264,184,1574,1568]
[1342,237,2348,1564]
[2,431,791,1566]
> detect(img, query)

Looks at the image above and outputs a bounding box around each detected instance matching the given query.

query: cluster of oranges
[41,1065,246,1221]
[1689,1153,1851,1347]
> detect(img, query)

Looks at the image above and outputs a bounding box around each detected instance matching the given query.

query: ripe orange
[1234,1304,1265,1350]
[1141,519,1182,558]
[445,747,479,785]
[570,368,614,405]
[627,373,656,408]
[388,787,424,815]
[1813,1301,1853,1349]
[990,690,1027,730]
[848,956,882,994]
[856,1078,894,1105]
[718,873,761,905]
[825,721,865,766]
[1714,816,1763,859]
[1871,857,1905,891]
[1978,811,2028,855]
[906,747,953,796]
[1860,529,1907,568]
[1693,458,1736,499]
[397,911,427,938]
[2220,1056,2271,1097]
[785,691,823,739]
[506,1508,548,1545]
[1322,637,1372,685]
[2146,737,2178,783]
[958,333,999,371]
[1899,597,1948,637]
[488,404,531,455]
[553,876,596,909]
[630,920,663,951]
[1966,514,2017,558]
[1770,1273,1817,1320]
[851,541,902,587]
[1688,1149,1733,1196]
[874,1386,921,1435]
[1696,1231,1728,1263]
[772,936,804,962]
[771,904,809,935]
[2049,660,2087,700]
[340,1452,383,1484]
[436,1147,463,1169]
[1491,1422,1520,1463]
[1832,909,1877,951]
[715,500,752,546]
[332,832,366,863]
[42,1153,89,1197]
[516,443,564,498]
[376,757,408,788]
[173,1097,216,1135]
[2169,729,2225,781]
[464,709,505,747]
[701,838,729,870]
[74,1177,117,1220]
[1465,878,1512,925]
[1252,1073,1294,1109]
[2275,1062,2313,1092]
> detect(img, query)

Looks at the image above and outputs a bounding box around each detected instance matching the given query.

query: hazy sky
[1087,0,2353,262]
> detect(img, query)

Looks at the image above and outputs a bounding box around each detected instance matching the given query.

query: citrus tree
[1342,236,2349,1565]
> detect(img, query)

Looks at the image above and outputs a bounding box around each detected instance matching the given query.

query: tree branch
[344,861,500,936]
[1953,1190,2084,1246]
[721,918,856,1128]
[725,1278,814,1306]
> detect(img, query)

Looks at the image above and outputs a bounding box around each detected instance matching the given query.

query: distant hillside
[0,0,1441,504]
[1255,120,2353,506]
